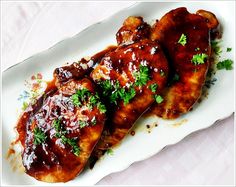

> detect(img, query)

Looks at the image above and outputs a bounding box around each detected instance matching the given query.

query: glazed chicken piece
[16,78,106,182]
[90,39,169,160]
[53,16,150,86]
[149,7,219,119]
[53,46,117,86]
[116,16,151,45]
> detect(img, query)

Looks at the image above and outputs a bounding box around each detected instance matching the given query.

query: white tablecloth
[2,2,234,185]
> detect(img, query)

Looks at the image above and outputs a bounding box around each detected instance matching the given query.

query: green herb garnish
[149,83,158,93]
[61,135,81,156]
[97,102,106,113]
[99,79,113,96]
[78,88,91,101]
[53,119,81,156]
[71,94,82,107]
[191,53,208,65]
[216,59,233,70]
[154,95,164,104]
[99,79,136,105]
[71,88,91,107]
[53,119,61,132]
[120,87,136,105]
[211,40,222,55]
[79,120,88,128]
[226,47,232,52]
[106,148,114,155]
[178,34,187,46]
[88,93,100,108]
[134,65,150,86]
[33,127,46,145]
[195,47,200,51]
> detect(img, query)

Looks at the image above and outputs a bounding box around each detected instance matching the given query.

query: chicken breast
[90,39,169,160]
[53,46,117,86]
[16,78,106,182]
[149,7,219,119]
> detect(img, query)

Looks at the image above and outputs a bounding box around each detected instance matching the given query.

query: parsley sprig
[119,86,136,105]
[217,59,233,70]
[99,80,136,105]
[98,65,151,105]
[71,88,91,107]
[211,40,222,55]
[61,135,81,156]
[134,65,150,86]
[71,88,106,114]
[149,83,158,93]
[191,53,208,65]
[154,95,164,104]
[178,34,187,46]
[33,127,46,145]
[53,119,81,156]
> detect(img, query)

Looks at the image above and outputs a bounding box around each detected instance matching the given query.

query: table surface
[2,1,234,185]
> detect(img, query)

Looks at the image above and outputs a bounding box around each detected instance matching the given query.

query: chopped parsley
[109,91,119,104]
[71,93,82,107]
[191,53,208,65]
[99,80,119,104]
[149,83,158,93]
[119,86,136,105]
[211,40,222,55]
[88,93,100,109]
[33,127,46,145]
[99,79,113,96]
[71,88,91,107]
[177,34,187,46]
[154,95,164,104]
[134,65,150,86]
[79,120,88,128]
[97,102,106,113]
[216,59,233,70]
[71,88,106,114]
[99,80,136,105]
[195,47,200,51]
[98,65,150,106]
[226,47,232,52]
[61,135,81,156]
[106,148,114,155]
[53,119,81,156]
[53,119,62,132]
[53,119,66,138]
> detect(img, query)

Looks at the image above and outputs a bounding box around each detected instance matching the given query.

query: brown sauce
[130,130,135,136]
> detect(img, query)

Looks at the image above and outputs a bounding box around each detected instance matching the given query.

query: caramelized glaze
[90,39,169,161]
[149,7,219,119]
[16,78,105,182]
[14,7,220,182]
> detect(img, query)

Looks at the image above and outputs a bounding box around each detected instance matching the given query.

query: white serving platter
[2,1,235,185]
